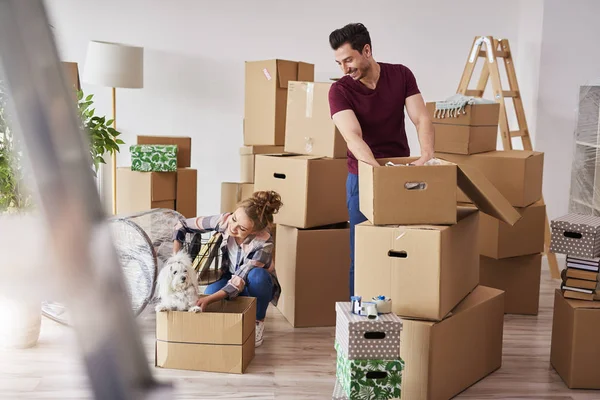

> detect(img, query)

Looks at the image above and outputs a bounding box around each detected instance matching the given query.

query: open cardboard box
[358,157,521,226]
[155,296,256,374]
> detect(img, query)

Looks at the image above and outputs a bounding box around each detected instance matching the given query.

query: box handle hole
[405,181,427,190]
[273,173,286,179]
[388,250,408,258]
[364,332,386,340]
[564,231,583,239]
[366,371,388,380]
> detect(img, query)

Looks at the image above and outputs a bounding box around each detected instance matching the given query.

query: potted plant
[0,80,123,348]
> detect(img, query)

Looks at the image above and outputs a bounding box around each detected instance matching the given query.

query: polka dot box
[550,213,600,258]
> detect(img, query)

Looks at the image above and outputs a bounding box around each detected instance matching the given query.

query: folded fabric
[434,93,496,118]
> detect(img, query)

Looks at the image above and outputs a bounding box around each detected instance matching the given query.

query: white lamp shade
[83,41,144,88]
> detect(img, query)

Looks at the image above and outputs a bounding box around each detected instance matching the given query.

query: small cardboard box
[550,213,600,258]
[433,124,498,155]
[358,157,521,226]
[435,150,544,207]
[476,200,546,259]
[335,302,402,360]
[220,182,254,213]
[176,168,197,218]
[137,135,192,168]
[254,154,348,228]
[335,340,404,400]
[284,81,347,158]
[244,59,314,146]
[240,145,285,183]
[401,285,505,400]
[130,144,178,172]
[355,207,479,321]
[155,296,256,374]
[479,254,542,315]
[275,223,350,327]
[550,289,600,389]
[116,168,176,215]
[426,102,500,126]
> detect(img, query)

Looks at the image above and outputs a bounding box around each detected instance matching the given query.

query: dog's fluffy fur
[155,251,201,313]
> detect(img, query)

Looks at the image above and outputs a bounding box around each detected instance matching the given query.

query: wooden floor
[1,261,600,399]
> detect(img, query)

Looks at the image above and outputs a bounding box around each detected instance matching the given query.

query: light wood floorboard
[1,261,599,399]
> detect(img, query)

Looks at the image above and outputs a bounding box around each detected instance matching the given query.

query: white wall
[45,0,523,216]
[535,0,600,220]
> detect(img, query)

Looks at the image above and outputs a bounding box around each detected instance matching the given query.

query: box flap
[297,62,315,82]
[457,164,521,226]
[277,60,299,89]
[480,150,541,159]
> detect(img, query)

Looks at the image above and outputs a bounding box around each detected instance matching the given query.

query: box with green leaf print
[335,340,404,400]
[130,144,178,172]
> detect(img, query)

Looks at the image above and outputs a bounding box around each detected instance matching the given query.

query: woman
[172,190,282,347]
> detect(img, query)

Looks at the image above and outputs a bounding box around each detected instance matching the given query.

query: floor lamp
[82,40,144,214]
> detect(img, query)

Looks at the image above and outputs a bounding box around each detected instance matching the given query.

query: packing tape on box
[305,82,314,118]
[304,137,314,154]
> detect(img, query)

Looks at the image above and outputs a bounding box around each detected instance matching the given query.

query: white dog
[155,251,201,313]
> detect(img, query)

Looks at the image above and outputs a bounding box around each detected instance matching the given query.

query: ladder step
[465,90,484,97]
[510,130,527,138]
[503,90,519,98]
[478,50,510,58]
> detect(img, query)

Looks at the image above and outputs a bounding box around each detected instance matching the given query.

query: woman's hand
[195,296,213,312]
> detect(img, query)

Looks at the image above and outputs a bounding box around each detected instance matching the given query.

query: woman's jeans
[204,268,273,320]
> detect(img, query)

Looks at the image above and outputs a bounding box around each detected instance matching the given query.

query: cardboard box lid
[456,164,521,226]
[551,214,600,234]
[558,289,600,309]
[335,302,402,333]
[477,150,541,159]
[276,59,314,89]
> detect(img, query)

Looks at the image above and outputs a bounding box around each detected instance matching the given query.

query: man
[328,22,434,296]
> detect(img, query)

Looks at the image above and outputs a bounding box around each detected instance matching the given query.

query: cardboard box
[176,168,197,218]
[477,200,546,259]
[137,135,192,168]
[275,223,350,327]
[220,182,254,213]
[335,340,404,400]
[155,296,256,374]
[240,145,285,183]
[244,59,314,146]
[358,157,521,226]
[435,150,544,207]
[335,302,402,360]
[550,289,600,389]
[401,285,505,400]
[61,61,81,91]
[355,207,479,321]
[116,168,176,215]
[130,144,178,172]
[284,81,347,158]
[426,102,500,126]
[433,124,498,155]
[254,154,348,228]
[479,254,542,315]
[550,213,600,258]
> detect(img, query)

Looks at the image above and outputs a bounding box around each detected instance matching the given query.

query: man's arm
[332,110,380,168]
[405,93,435,166]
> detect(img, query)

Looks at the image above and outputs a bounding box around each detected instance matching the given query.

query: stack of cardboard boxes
[549,213,600,389]
[430,102,546,315]
[332,302,404,400]
[117,135,197,218]
[353,103,524,398]
[234,59,350,328]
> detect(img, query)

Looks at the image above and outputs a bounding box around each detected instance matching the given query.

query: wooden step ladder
[456,36,560,279]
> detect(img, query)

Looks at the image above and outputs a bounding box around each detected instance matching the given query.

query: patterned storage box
[130,144,178,172]
[335,302,402,360]
[332,378,347,400]
[335,340,404,400]
[551,213,600,258]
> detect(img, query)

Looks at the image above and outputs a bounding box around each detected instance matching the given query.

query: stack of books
[560,255,600,300]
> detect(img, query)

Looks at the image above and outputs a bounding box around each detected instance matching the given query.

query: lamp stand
[111,86,117,215]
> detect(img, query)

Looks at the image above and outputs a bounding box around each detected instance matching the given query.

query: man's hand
[410,153,434,166]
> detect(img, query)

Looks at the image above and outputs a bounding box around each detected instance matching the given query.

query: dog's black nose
[181,276,186,282]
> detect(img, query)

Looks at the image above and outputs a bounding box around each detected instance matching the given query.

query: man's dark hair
[329,23,372,52]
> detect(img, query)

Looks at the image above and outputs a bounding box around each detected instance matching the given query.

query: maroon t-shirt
[328,62,421,174]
